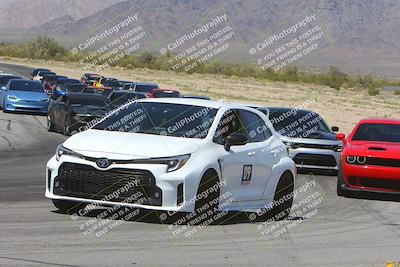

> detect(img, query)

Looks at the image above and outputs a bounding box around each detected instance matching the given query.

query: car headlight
[7,95,18,101]
[41,98,50,102]
[56,144,83,161]
[165,154,190,172]
[346,156,367,165]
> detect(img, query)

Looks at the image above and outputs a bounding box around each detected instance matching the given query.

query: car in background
[148,89,181,98]
[81,73,103,85]
[47,93,112,135]
[128,82,159,94]
[0,75,22,89]
[182,95,211,100]
[337,119,400,198]
[0,79,49,114]
[31,68,51,79]
[115,80,133,90]
[266,107,342,175]
[42,75,68,94]
[46,98,296,220]
[97,77,118,88]
[33,71,56,81]
[108,90,147,108]
[51,78,81,100]
[81,86,113,97]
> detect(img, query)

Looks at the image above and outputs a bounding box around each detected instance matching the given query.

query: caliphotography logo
[0,0,400,266]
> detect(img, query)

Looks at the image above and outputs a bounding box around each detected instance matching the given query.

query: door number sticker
[241,165,252,185]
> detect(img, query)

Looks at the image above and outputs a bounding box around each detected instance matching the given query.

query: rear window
[69,97,109,107]
[135,84,158,93]
[9,81,44,92]
[352,123,400,142]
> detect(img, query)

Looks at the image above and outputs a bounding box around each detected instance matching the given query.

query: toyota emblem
[96,158,110,168]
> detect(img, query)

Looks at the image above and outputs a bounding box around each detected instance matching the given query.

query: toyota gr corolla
[46,99,296,218]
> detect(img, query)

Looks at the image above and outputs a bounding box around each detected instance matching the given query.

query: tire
[63,116,70,136]
[194,170,220,223]
[52,199,86,214]
[47,115,55,132]
[272,171,294,220]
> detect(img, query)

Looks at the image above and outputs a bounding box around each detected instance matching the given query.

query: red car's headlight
[346,156,367,165]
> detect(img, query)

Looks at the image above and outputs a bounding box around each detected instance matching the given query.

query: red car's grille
[352,177,400,191]
[366,157,400,168]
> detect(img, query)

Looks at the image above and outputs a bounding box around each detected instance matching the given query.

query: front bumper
[5,100,49,113]
[343,163,400,193]
[45,155,200,212]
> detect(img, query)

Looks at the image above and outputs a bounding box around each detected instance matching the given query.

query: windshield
[352,123,400,142]
[93,102,218,139]
[9,81,44,92]
[269,109,330,138]
[70,97,109,107]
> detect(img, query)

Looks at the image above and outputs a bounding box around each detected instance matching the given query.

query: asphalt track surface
[0,62,400,266]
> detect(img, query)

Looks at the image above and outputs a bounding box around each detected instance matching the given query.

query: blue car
[0,79,50,114]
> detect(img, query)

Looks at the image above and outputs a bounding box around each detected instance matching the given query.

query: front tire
[194,170,220,222]
[272,171,294,220]
[52,199,86,214]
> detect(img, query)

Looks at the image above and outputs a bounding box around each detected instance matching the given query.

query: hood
[9,90,48,101]
[280,133,341,145]
[346,141,400,159]
[71,105,110,116]
[63,129,203,159]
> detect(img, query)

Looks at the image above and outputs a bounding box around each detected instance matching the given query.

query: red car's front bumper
[342,162,400,194]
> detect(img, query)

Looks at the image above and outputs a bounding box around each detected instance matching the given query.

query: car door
[216,109,267,202]
[52,95,67,129]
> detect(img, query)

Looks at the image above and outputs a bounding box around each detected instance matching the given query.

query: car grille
[293,153,337,167]
[292,143,341,152]
[349,176,400,191]
[366,157,400,168]
[53,163,160,205]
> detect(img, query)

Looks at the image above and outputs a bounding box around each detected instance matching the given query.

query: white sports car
[46,98,296,218]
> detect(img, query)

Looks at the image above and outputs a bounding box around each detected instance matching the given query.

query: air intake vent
[368,147,386,151]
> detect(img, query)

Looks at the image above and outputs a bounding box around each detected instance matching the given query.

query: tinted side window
[213,109,247,144]
[239,110,270,142]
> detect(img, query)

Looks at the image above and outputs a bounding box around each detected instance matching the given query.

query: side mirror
[224,133,248,151]
[331,126,339,132]
[336,133,345,141]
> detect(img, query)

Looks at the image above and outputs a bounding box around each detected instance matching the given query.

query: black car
[108,90,147,108]
[0,75,22,89]
[31,68,50,79]
[47,93,112,135]
[129,82,159,93]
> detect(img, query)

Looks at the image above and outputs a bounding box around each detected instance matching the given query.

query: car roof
[111,90,146,95]
[358,118,400,125]
[155,88,179,92]
[57,78,80,82]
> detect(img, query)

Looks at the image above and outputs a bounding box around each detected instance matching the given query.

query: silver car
[255,106,342,176]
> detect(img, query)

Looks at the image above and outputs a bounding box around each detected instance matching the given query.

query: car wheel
[194,170,220,223]
[47,115,55,132]
[63,116,70,136]
[272,171,294,220]
[52,199,86,214]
